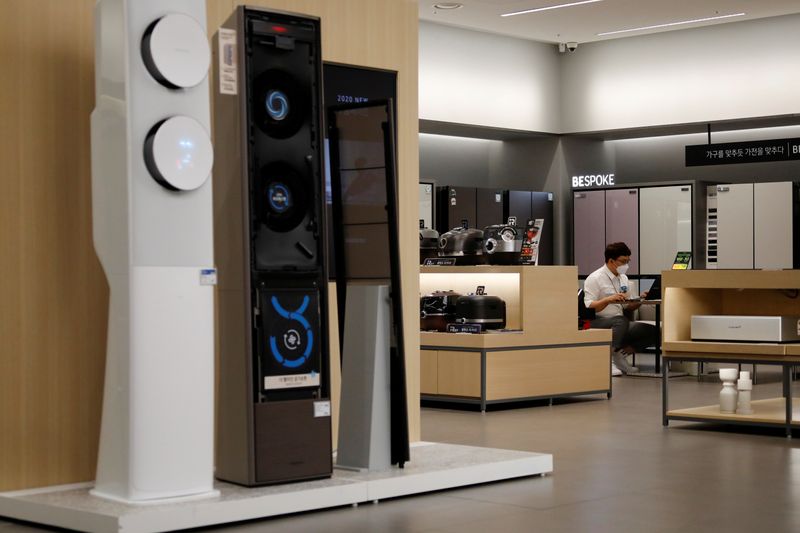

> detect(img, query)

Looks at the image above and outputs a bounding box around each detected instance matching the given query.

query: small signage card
[519,219,544,265]
[672,251,692,270]
[446,323,483,334]
[686,138,800,166]
[423,257,457,266]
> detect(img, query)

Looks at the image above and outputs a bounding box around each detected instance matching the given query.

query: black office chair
[577,288,596,329]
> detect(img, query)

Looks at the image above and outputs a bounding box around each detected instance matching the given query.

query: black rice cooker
[438,227,484,265]
[420,290,462,331]
[482,224,523,265]
[455,294,506,330]
[419,228,439,264]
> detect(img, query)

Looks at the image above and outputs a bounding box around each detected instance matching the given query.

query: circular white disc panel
[144,13,210,88]
[147,116,213,191]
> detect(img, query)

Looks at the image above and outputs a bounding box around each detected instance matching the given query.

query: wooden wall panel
[1,0,419,491]
[0,0,107,491]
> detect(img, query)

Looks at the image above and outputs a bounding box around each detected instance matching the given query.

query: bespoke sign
[686,138,800,166]
[572,173,615,188]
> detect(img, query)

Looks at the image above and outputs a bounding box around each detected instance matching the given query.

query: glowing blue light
[266,90,289,121]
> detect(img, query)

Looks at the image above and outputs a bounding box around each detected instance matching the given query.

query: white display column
[90,0,217,503]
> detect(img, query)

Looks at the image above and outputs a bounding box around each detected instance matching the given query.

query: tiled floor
[4,360,800,532]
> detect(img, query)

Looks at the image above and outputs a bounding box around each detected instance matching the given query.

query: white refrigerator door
[605,188,639,275]
[419,183,434,229]
[639,185,692,275]
[716,183,754,269]
[755,181,793,269]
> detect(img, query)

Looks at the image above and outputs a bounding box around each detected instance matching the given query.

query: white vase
[737,371,753,415]
[720,382,738,413]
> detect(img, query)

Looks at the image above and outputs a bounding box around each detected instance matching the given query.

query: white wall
[609,124,800,183]
[561,14,800,133]
[419,21,561,133]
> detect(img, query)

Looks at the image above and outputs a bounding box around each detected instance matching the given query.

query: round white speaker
[141,13,210,89]
[144,116,213,191]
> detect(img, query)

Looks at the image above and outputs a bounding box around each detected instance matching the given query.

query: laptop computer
[644,276,661,300]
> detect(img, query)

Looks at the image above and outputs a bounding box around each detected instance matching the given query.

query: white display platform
[0,442,552,533]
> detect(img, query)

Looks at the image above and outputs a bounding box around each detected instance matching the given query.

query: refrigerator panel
[573,190,606,276]
[715,183,754,269]
[639,185,693,275]
[755,181,794,269]
[476,188,505,228]
[531,191,555,265]
[605,188,639,275]
[505,190,533,226]
[437,186,477,232]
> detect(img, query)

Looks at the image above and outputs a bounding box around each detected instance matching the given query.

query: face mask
[616,263,629,276]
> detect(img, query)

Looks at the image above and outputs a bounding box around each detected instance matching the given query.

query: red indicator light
[272,25,288,33]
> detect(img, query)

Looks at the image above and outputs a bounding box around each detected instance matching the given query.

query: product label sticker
[548,193,553,201]
[423,257,457,266]
[264,372,320,390]
[450,197,456,206]
[218,28,237,95]
[200,268,217,286]
[314,400,331,418]
[495,193,501,202]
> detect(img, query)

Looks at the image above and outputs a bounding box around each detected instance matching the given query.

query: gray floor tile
[4,364,800,532]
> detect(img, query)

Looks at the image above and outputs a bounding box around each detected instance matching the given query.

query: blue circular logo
[268,183,291,213]
[266,90,289,121]
[269,296,314,369]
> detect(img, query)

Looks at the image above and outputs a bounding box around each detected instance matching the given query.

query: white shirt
[583,264,629,319]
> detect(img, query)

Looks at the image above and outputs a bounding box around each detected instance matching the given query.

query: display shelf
[420,329,608,349]
[661,269,800,436]
[662,340,788,357]
[663,352,799,436]
[420,265,612,410]
[662,270,800,353]
[666,398,800,425]
[784,345,800,356]
[662,269,800,289]
[420,265,527,274]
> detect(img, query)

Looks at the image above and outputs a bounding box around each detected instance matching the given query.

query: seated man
[583,242,658,375]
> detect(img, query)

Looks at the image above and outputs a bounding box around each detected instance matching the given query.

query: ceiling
[418,0,800,45]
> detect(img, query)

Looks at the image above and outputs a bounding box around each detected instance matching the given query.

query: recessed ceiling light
[501,0,603,18]
[433,2,463,10]
[598,12,746,36]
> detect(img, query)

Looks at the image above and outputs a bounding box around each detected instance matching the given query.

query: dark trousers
[589,315,658,352]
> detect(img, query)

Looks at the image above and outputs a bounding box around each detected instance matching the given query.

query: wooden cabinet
[420,265,612,410]
[420,350,439,394]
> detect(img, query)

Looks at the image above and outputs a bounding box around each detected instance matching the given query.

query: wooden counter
[420,266,612,410]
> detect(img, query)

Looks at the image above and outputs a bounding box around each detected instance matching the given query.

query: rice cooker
[482,224,523,265]
[455,294,506,330]
[420,290,462,332]
[438,227,484,265]
[419,228,440,264]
